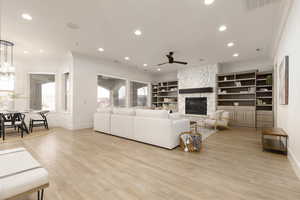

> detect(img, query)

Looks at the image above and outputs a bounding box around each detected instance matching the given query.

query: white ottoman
[0,148,49,200]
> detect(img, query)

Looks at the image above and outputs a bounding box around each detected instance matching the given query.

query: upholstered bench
[0,148,49,200]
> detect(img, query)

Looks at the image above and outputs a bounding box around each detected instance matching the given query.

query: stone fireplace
[185,97,207,115]
[178,64,219,116]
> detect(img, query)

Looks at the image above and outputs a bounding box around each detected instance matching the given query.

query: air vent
[66,22,80,30]
[245,0,280,10]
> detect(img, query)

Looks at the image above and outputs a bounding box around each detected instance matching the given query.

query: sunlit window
[30,74,55,111]
[97,75,126,109]
[138,87,148,96]
[97,86,111,108]
[131,81,148,107]
[41,82,55,111]
[118,86,126,99]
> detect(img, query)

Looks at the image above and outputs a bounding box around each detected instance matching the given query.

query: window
[64,72,70,111]
[41,82,55,111]
[97,86,110,108]
[0,71,15,110]
[30,74,55,111]
[138,86,148,96]
[117,86,126,106]
[130,81,149,107]
[97,75,126,109]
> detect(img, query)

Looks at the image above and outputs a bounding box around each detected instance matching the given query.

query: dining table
[0,110,30,141]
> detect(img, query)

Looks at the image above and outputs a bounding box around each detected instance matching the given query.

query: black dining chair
[29,111,49,132]
[0,113,28,139]
[15,113,28,137]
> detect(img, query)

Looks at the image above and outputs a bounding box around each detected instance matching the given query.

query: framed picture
[279,56,289,105]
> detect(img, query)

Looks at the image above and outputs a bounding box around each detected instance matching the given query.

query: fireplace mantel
[179,87,213,94]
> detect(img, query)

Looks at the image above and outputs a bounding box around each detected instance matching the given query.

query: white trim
[288,148,300,180]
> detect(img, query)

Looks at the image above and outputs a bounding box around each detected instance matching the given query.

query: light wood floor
[1,128,300,200]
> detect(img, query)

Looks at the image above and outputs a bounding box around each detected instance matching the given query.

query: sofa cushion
[96,107,112,113]
[135,109,169,119]
[0,148,49,200]
[113,108,136,116]
[169,113,183,120]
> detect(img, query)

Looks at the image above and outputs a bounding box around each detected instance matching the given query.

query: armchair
[204,111,230,130]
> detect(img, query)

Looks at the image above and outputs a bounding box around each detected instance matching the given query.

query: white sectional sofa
[93,108,190,149]
[0,148,49,200]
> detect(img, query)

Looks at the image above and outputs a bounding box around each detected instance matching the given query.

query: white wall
[72,52,154,129]
[11,52,73,128]
[219,58,273,73]
[153,70,178,82]
[274,0,300,176]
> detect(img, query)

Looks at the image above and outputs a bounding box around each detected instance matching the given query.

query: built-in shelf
[154,96,177,98]
[236,78,256,81]
[218,80,235,83]
[257,97,272,99]
[256,90,272,93]
[218,99,256,101]
[256,85,272,87]
[218,93,255,95]
[152,81,178,111]
[219,85,256,89]
[256,79,267,81]
[217,70,274,128]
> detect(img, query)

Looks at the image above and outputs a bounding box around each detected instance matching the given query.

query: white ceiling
[1,0,284,73]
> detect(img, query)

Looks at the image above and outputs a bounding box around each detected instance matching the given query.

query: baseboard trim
[288,148,300,180]
[72,122,93,130]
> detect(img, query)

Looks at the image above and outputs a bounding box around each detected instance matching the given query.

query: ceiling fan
[157,52,188,66]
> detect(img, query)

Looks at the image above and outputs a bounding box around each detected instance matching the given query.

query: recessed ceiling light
[227,42,234,47]
[204,0,215,5]
[22,13,32,21]
[219,25,227,32]
[98,48,104,52]
[124,57,130,60]
[157,68,161,71]
[39,49,44,53]
[143,64,148,67]
[233,53,239,57]
[134,29,142,36]
[23,50,29,54]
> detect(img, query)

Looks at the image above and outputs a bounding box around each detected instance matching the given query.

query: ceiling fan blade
[157,62,169,66]
[173,61,188,65]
